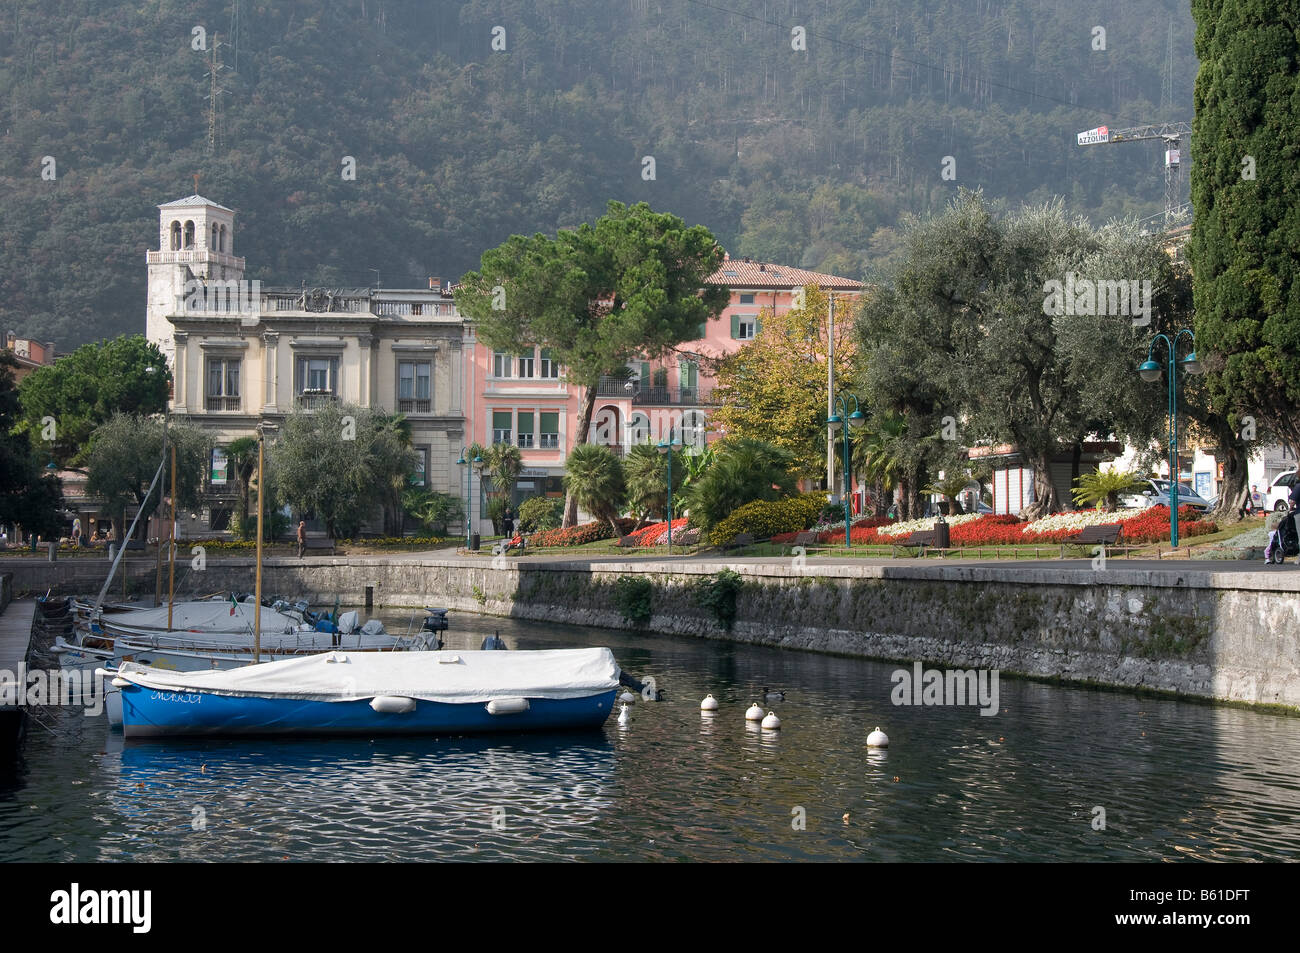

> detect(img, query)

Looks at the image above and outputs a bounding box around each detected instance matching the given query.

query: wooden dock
[0,599,35,759]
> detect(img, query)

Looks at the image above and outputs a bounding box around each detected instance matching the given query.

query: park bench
[1066,523,1125,558]
[617,535,641,548]
[792,531,817,547]
[303,535,335,555]
[890,530,937,558]
[722,532,756,551]
[122,539,145,552]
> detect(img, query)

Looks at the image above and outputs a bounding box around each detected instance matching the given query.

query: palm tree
[624,441,683,529]
[854,412,906,515]
[371,411,416,536]
[226,436,259,538]
[1072,469,1145,512]
[681,437,795,532]
[563,443,627,532]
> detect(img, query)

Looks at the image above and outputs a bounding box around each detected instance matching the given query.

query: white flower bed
[1021,510,1127,535]
[876,512,985,538]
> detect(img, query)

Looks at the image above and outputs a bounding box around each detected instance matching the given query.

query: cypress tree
[1189,0,1300,465]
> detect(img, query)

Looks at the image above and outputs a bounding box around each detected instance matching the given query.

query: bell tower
[145,191,245,364]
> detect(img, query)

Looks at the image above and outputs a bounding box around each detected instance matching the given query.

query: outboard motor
[480,632,508,651]
[421,608,449,633]
[619,670,665,701]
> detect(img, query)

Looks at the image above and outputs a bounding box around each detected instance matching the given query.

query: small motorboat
[111,647,622,738]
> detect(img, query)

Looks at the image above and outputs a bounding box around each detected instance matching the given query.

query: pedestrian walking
[297,520,307,558]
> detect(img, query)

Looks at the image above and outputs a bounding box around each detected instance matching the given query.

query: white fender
[486,697,530,715]
[369,695,417,714]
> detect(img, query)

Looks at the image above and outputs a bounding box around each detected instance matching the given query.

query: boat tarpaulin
[101,600,302,634]
[117,647,622,704]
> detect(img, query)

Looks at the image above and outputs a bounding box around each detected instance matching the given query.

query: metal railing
[204,395,242,412]
[595,377,716,404]
[295,391,337,410]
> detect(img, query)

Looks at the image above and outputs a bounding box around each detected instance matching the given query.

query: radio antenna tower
[1160,21,1175,116]
[204,36,227,155]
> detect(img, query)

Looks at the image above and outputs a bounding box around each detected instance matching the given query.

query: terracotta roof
[705,257,862,291]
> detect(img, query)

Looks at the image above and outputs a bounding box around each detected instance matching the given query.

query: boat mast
[168,441,177,630]
[254,429,264,663]
[93,458,165,615]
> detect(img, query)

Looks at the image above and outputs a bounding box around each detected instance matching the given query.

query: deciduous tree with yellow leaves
[711,285,860,477]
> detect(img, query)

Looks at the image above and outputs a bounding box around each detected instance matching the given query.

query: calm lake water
[2,610,1299,862]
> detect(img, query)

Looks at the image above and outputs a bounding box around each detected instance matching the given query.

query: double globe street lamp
[827,394,865,549]
[1137,329,1202,548]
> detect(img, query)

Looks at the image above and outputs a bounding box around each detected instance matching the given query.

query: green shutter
[730,313,740,339]
[493,410,512,430]
[754,315,762,335]
[517,411,534,435]
[540,412,559,435]
[640,362,650,386]
[697,320,707,339]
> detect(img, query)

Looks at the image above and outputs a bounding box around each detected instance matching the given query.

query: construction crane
[1076,121,1192,229]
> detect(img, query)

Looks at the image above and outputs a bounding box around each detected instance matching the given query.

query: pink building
[462,254,863,525]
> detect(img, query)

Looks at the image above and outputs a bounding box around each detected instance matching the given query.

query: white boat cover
[98,600,305,634]
[117,647,622,704]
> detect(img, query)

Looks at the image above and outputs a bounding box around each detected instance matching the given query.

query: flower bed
[529,518,637,548]
[627,518,689,546]
[813,507,1217,548]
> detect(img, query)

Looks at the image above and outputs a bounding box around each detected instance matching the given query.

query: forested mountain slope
[0,0,1195,347]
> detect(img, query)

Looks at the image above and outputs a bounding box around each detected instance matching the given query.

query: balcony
[398,398,432,414]
[204,394,242,412]
[595,376,716,405]
[295,390,337,410]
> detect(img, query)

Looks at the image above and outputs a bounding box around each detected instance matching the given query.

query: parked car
[1267,470,1297,511]
[1119,479,1212,512]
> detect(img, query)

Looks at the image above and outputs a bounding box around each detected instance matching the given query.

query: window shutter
[754,315,762,335]
[697,321,706,339]
[640,362,649,387]
[540,412,559,435]
[730,313,740,339]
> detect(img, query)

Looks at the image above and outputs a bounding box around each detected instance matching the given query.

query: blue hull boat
[120,687,618,737]
[115,647,622,738]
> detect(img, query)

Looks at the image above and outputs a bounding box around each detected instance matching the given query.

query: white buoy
[700,694,719,711]
[761,711,781,730]
[867,727,889,747]
[745,703,764,721]
[619,691,637,704]
[617,703,630,726]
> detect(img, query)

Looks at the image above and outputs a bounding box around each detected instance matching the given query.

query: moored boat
[112,647,622,737]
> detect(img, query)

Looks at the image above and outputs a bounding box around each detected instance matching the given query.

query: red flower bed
[626,518,688,545]
[950,520,1027,545]
[530,518,637,548]
[1116,506,1217,544]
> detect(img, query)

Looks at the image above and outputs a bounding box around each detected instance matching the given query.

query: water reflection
[104,734,617,862]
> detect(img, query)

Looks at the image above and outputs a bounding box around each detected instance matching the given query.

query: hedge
[707,494,825,546]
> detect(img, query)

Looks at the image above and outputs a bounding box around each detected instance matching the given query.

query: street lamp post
[656,432,682,554]
[456,448,469,550]
[1138,329,1202,548]
[472,454,486,549]
[827,394,866,549]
